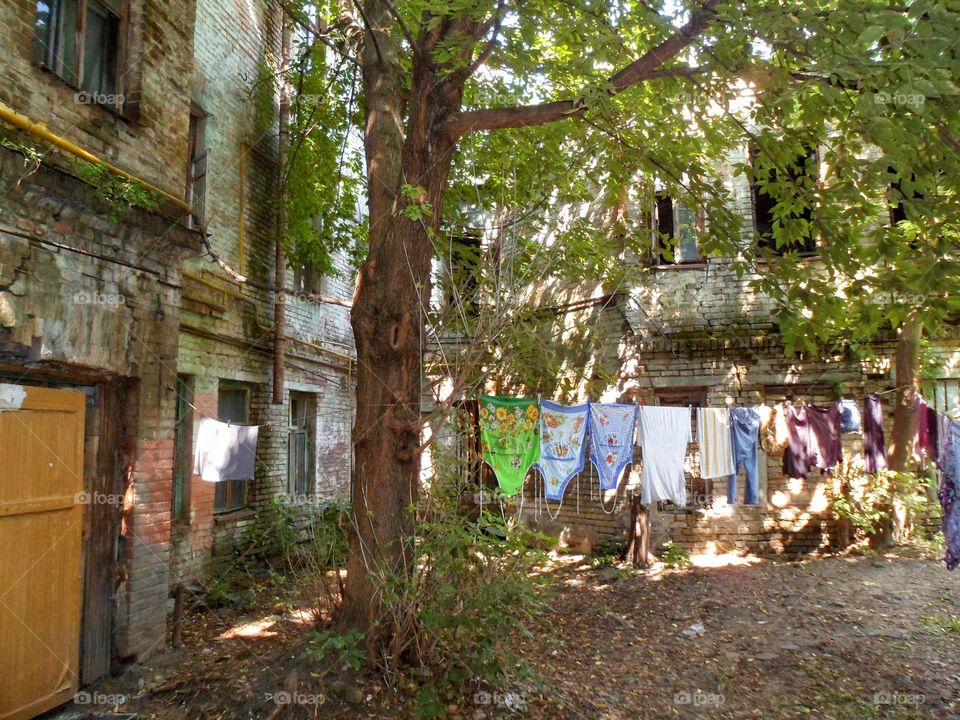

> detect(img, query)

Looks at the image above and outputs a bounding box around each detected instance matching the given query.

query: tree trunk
[626,494,649,567]
[874,312,923,547]
[339,37,461,656]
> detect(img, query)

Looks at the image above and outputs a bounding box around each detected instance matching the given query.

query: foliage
[661,541,692,570]
[367,449,547,715]
[71,160,162,222]
[921,614,960,634]
[828,455,936,539]
[302,627,366,672]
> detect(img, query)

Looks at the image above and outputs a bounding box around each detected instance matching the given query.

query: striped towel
[696,407,736,479]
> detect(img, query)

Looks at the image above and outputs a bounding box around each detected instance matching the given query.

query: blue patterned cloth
[535,400,589,502]
[588,403,638,491]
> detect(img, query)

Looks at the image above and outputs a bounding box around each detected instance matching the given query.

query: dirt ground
[49,550,960,720]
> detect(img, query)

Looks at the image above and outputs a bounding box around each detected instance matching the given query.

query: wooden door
[0,386,86,720]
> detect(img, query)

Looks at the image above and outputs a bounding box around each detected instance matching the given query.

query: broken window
[653,194,702,265]
[35,0,124,107]
[186,106,209,229]
[751,143,818,256]
[215,382,253,512]
[443,230,482,318]
[288,392,315,498]
[292,263,321,295]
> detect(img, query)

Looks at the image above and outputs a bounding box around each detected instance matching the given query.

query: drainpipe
[273,17,291,405]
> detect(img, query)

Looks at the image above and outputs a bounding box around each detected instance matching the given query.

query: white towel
[696,407,736,479]
[639,406,692,506]
[193,417,259,482]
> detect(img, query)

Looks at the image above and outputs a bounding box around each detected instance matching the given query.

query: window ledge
[214,508,256,523]
[652,262,708,271]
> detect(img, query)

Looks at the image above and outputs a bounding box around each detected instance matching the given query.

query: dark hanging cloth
[916,396,931,458]
[783,404,843,479]
[863,393,887,473]
[808,404,842,471]
[926,404,940,463]
[939,419,960,570]
[784,405,814,479]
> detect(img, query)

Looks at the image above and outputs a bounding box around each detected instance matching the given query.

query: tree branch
[445,0,720,138]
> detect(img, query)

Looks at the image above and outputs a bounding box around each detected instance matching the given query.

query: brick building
[0,0,353,713]
[449,144,960,558]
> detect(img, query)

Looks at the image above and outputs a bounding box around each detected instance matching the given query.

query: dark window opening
[186,107,208,229]
[445,231,482,319]
[888,170,924,227]
[172,374,194,524]
[288,392,315,498]
[751,144,818,256]
[293,263,320,295]
[215,381,253,512]
[35,0,124,108]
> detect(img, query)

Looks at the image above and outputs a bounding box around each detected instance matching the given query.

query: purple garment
[939,419,960,571]
[783,404,842,478]
[863,394,887,473]
[807,404,842,472]
[784,405,814,479]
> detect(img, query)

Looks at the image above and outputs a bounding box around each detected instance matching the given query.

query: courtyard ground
[48,549,959,720]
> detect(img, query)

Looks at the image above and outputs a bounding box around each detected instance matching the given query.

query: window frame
[34,0,128,112]
[287,392,316,499]
[214,381,253,513]
[186,105,209,229]
[651,194,703,266]
[653,388,709,507]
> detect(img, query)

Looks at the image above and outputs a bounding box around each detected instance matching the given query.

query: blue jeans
[728,407,760,505]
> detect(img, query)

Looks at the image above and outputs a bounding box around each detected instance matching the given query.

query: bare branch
[277,0,361,67]
[445,0,721,138]
[380,0,417,50]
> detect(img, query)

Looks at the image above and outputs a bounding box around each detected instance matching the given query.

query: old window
[172,375,194,524]
[288,392,315,499]
[751,144,818,256]
[441,230,482,319]
[292,263,320,295]
[35,0,125,107]
[215,382,253,512]
[653,194,702,265]
[186,107,208,229]
[932,378,960,415]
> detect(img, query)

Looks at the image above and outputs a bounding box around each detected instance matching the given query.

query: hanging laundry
[696,407,735,479]
[193,417,259,482]
[926,404,940,464]
[839,398,861,433]
[638,406,691,506]
[938,418,960,571]
[729,406,761,505]
[863,393,887,473]
[478,395,540,496]
[783,404,841,479]
[588,402,638,492]
[807,404,842,471]
[759,403,789,455]
[536,400,589,502]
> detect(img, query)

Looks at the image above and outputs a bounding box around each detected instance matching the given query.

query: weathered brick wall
[170,0,354,586]
[0,146,199,660]
[0,0,197,195]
